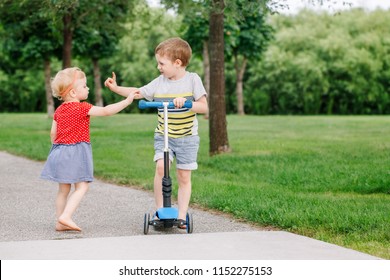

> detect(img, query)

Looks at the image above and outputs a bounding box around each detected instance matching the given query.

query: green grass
[1,113,389,259]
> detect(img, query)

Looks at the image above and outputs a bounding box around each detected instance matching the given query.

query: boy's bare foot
[58,217,82,231]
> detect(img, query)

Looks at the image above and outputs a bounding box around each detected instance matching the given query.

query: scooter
[139,100,193,234]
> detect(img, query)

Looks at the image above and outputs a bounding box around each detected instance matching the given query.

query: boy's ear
[174,59,183,67]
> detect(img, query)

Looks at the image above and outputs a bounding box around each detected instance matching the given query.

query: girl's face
[155,53,182,80]
[72,77,89,101]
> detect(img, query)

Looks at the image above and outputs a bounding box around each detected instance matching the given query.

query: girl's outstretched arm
[88,92,135,117]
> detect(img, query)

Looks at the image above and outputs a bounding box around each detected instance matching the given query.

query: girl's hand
[126,92,135,104]
[104,72,118,92]
[133,90,143,99]
[127,88,141,102]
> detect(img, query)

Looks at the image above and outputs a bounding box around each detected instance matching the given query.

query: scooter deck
[156,207,178,219]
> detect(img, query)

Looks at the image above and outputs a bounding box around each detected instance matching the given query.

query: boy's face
[155,53,183,80]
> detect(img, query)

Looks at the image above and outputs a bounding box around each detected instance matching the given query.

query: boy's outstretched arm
[104,72,139,98]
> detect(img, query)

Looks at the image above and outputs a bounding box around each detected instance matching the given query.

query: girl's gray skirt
[40,142,93,184]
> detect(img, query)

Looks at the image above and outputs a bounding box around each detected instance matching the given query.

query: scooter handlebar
[138,100,193,109]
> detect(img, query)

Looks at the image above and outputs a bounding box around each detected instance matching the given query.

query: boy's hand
[104,72,118,92]
[173,97,187,108]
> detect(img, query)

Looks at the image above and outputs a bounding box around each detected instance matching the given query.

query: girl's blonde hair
[155,37,192,67]
[51,67,85,100]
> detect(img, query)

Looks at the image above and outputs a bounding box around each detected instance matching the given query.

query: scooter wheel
[186,212,193,234]
[143,213,150,235]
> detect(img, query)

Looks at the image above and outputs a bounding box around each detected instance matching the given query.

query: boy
[104,37,208,228]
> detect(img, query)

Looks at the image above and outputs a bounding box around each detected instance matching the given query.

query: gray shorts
[153,133,200,170]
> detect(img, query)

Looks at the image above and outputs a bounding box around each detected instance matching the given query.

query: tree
[224,1,273,115]
[162,0,230,156]
[99,3,182,112]
[1,0,139,114]
[245,8,390,115]
[182,11,210,118]
[0,0,62,116]
[47,0,83,69]
[209,0,230,155]
[161,0,273,154]
[72,0,134,106]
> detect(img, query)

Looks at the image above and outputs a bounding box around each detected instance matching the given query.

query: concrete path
[0,151,380,260]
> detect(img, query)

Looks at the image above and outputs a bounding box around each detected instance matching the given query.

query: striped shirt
[140,72,207,138]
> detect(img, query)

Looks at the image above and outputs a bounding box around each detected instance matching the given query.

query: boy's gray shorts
[153,133,200,170]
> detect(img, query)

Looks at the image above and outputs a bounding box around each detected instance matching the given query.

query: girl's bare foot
[58,217,82,231]
[55,222,72,231]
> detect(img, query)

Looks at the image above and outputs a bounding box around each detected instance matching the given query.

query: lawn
[0,113,389,259]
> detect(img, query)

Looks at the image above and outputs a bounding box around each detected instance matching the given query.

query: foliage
[1,4,390,115]
[0,0,62,112]
[72,0,136,60]
[245,8,390,115]
[224,0,273,60]
[98,3,183,113]
[0,0,61,64]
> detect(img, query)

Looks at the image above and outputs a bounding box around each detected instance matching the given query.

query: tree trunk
[235,55,247,115]
[202,40,210,119]
[62,14,72,69]
[92,58,103,106]
[44,59,54,118]
[209,0,230,156]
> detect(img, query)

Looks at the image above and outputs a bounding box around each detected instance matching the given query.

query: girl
[41,67,137,232]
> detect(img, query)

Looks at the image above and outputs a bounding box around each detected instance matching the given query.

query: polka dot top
[54,102,93,144]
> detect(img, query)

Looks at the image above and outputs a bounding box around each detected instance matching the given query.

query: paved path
[0,151,380,260]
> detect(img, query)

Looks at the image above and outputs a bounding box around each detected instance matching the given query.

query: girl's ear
[69,89,76,97]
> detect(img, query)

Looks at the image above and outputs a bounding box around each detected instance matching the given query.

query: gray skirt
[40,142,93,184]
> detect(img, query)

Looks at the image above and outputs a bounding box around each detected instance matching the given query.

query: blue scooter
[139,100,193,234]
